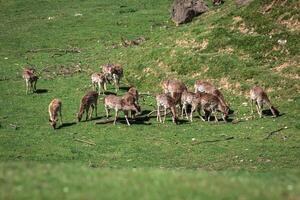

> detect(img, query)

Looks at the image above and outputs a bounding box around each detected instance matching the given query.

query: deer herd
[22,64,280,129]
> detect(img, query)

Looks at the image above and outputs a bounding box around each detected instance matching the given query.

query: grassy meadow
[0,0,300,199]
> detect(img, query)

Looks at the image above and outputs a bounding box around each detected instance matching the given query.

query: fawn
[250,86,279,118]
[104,94,141,126]
[156,93,178,124]
[102,64,123,92]
[122,87,140,118]
[22,67,39,94]
[48,99,63,129]
[91,72,107,94]
[194,80,229,109]
[77,91,99,122]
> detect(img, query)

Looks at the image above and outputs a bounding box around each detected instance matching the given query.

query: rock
[171,0,208,25]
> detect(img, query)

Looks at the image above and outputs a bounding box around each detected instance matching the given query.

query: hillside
[0,0,299,199]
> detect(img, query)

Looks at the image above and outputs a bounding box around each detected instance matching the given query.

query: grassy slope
[0,0,299,199]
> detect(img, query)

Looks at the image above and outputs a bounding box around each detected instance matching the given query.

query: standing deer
[22,67,39,94]
[156,93,178,124]
[104,94,141,126]
[48,99,63,129]
[102,64,123,92]
[250,86,279,118]
[194,80,229,109]
[91,72,107,94]
[77,91,98,122]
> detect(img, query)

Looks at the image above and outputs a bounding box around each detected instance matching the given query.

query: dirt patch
[272,61,300,80]
[218,47,234,54]
[175,39,208,50]
[219,77,242,95]
[40,64,92,79]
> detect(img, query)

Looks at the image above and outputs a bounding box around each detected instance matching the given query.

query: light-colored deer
[22,67,38,94]
[156,93,178,124]
[102,64,123,92]
[48,99,63,129]
[91,72,107,94]
[161,79,187,103]
[104,94,141,126]
[250,86,279,118]
[194,80,229,109]
[77,91,98,122]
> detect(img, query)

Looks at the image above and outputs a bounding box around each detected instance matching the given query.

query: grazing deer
[156,93,178,124]
[250,86,279,118]
[198,93,229,122]
[194,80,229,109]
[122,87,140,118]
[104,94,141,126]
[181,90,197,120]
[91,72,107,94]
[22,67,39,94]
[77,91,98,122]
[102,64,123,92]
[48,99,63,129]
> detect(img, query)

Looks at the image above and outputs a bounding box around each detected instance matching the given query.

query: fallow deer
[77,91,98,122]
[48,99,63,129]
[194,80,229,109]
[91,72,107,95]
[104,94,141,126]
[250,86,279,118]
[22,67,39,95]
[197,93,229,122]
[122,87,140,118]
[156,93,178,124]
[102,64,123,92]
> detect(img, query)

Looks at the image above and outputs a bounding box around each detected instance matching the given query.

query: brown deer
[122,87,140,118]
[102,64,123,92]
[91,72,107,94]
[198,93,229,122]
[156,93,178,124]
[250,86,279,118]
[48,99,63,129]
[77,91,98,122]
[22,67,39,94]
[104,94,141,126]
[194,80,229,109]
[181,90,198,120]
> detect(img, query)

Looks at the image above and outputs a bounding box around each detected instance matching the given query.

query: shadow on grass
[262,109,284,117]
[58,122,76,129]
[104,91,117,95]
[35,89,48,94]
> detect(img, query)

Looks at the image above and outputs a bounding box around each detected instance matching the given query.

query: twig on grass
[264,127,285,140]
[191,136,234,145]
[74,138,96,146]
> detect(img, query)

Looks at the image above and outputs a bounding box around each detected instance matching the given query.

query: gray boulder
[171,0,208,25]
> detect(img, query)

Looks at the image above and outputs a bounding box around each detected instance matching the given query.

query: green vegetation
[0,0,299,199]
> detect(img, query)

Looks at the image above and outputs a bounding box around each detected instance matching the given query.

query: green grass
[0,0,300,199]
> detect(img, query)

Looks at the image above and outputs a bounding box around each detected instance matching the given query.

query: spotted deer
[22,67,39,94]
[122,87,140,118]
[102,64,123,92]
[77,91,98,122]
[104,94,141,126]
[91,72,107,94]
[250,86,279,118]
[48,99,63,129]
[156,93,178,124]
[197,93,229,122]
[194,80,229,109]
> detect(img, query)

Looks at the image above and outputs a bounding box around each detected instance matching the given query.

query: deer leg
[190,105,195,122]
[184,104,189,120]
[157,105,161,122]
[33,80,37,92]
[213,109,218,122]
[198,107,206,121]
[251,99,254,115]
[181,104,185,119]
[85,107,89,121]
[124,111,131,126]
[163,107,167,123]
[104,82,107,91]
[25,79,29,95]
[97,82,101,95]
[257,101,263,118]
[114,109,119,125]
[94,103,97,117]
[105,106,109,118]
